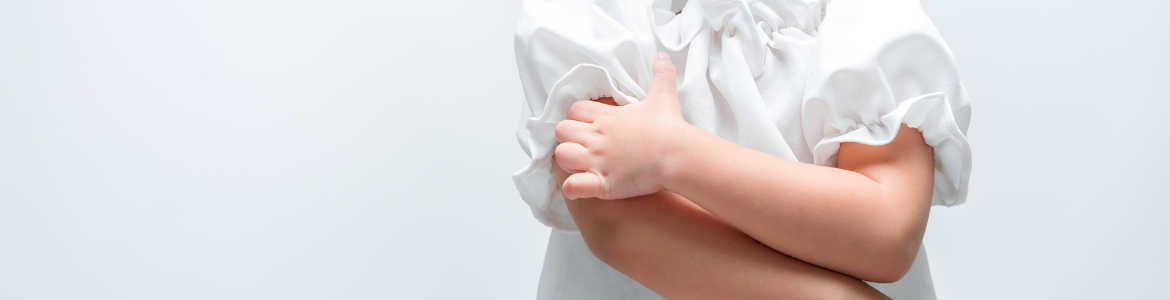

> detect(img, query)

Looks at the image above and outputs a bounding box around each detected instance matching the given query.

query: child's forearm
[551,55,935,283]
[555,160,890,300]
[662,124,935,283]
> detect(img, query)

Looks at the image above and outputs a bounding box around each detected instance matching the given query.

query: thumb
[648,52,678,100]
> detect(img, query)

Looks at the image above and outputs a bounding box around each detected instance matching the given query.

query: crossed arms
[551,54,935,299]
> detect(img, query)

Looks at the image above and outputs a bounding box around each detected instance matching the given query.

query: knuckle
[588,145,604,156]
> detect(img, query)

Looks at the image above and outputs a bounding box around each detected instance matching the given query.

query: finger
[648,52,678,99]
[554,142,591,173]
[562,172,603,200]
[567,99,616,123]
[555,119,596,145]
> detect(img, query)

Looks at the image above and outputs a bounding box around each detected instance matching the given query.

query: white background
[0,0,1166,299]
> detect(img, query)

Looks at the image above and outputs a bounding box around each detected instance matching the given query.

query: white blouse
[512,0,972,299]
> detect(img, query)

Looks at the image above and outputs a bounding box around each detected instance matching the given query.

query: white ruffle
[652,0,826,77]
[512,64,641,233]
[811,92,972,206]
[652,1,706,51]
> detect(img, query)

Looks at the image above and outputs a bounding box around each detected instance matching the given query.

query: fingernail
[657,51,669,60]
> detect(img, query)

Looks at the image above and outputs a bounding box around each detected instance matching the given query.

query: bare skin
[554,159,890,300]
[554,52,935,292]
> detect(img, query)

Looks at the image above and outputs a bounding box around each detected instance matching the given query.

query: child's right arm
[553,155,890,300]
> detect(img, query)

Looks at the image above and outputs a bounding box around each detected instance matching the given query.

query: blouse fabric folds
[512,0,972,299]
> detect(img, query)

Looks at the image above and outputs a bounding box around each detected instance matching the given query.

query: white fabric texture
[513,0,971,299]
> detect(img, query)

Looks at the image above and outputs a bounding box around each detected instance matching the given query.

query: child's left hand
[554,52,693,200]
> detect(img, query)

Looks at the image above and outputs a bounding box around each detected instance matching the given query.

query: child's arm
[556,54,934,283]
[552,158,891,300]
[663,122,933,283]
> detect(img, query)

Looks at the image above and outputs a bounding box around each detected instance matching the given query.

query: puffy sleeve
[512,0,654,232]
[801,0,973,207]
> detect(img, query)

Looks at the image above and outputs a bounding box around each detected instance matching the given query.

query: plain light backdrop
[0,0,1166,299]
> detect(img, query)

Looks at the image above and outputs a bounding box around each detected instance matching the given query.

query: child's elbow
[862,260,915,284]
[858,195,930,283]
[857,234,922,283]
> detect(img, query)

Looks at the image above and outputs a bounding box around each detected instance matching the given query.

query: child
[513,0,972,299]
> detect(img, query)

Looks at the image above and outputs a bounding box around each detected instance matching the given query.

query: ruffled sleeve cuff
[811,92,972,207]
[513,64,641,233]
